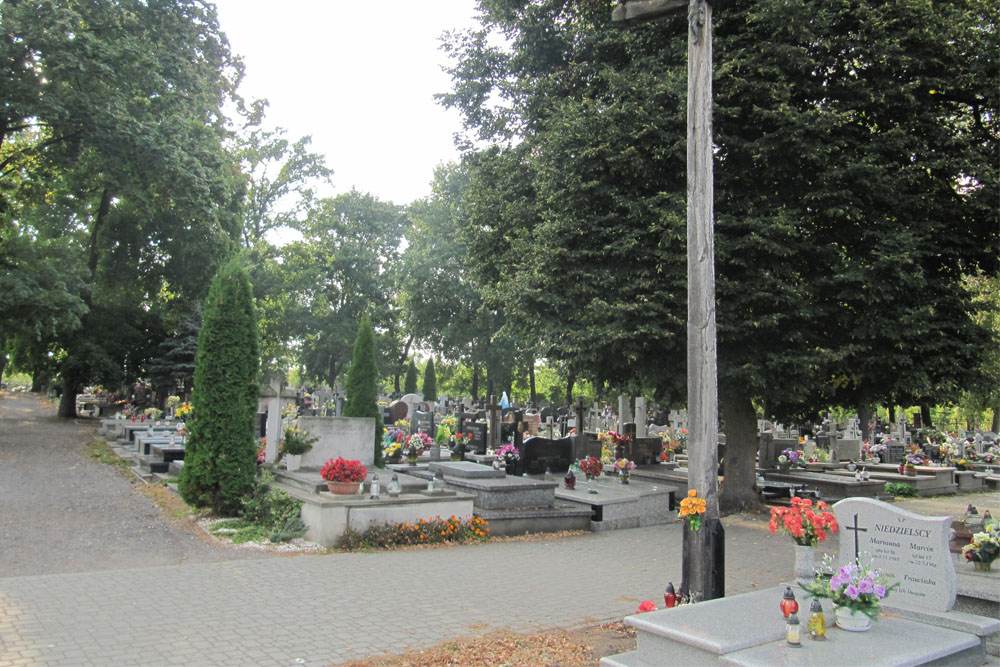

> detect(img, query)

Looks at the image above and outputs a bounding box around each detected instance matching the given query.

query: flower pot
[973,560,994,573]
[619,471,630,484]
[793,544,815,584]
[407,454,418,466]
[285,454,302,472]
[834,605,872,632]
[325,480,359,495]
[904,467,917,477]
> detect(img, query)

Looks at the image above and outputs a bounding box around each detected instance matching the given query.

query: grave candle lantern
[664,582,676,608]
[369,473,380,500]
[780,586,798,618]
[387,474,401,497]
[808,599,826,640]
[786,612,801,647]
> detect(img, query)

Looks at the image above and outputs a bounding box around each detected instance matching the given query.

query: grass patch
[86,439,133,472]
[139,482,196,520]
[208,519,269,544]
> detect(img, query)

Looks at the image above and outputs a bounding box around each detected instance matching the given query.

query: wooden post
[613,0,722,602]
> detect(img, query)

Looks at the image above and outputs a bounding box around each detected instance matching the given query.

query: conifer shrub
[403,359,418,395]
[343,314,383,467]
[178,258,260,515]
[423,358,437,402]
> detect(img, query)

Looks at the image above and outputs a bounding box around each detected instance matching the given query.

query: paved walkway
[0,393,995,666]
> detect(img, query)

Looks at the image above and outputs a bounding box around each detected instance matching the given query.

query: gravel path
[0,391,270,577]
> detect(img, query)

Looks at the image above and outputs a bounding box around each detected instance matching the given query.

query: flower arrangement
[982,448,998,465]
[601,445,615,464]
[394,419,411,432]
[578,456,603,478]
[679,489,706,531]
[282,425,318,455]
[281,403,299,419]
[778,448,806,466]
[406,432,432,454]
[615,458,636,473]
[769,497,839,546]
[962,519,999,564]
[953,458,973,471]
[435,424,452,445]
[866,442,887,460]
[174,402,194,420]
[320,457,367,483]
[441,416,457,431]
[803,555,899,621]
[636,601,657,613]
[599,430,633,446]
[905,452,923,467]
[165,395,181,409]
[143,407,162,420]
[497,443,520,461]
[384,441,403,460]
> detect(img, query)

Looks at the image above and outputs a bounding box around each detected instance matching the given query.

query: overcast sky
[212,0,481,205]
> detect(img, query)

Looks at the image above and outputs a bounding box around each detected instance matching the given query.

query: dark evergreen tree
[422,358,438,402]
[178,258,260,515]
[344,313,383,467]
[146,304,202,402]
[403,359,418,395]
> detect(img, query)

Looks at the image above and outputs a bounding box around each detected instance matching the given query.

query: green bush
[335,515,490,551]
[240,470,305,535]
[422,358,437,401]
[884,482,917,497]
[178,258,260,515]
[344,314,383,467]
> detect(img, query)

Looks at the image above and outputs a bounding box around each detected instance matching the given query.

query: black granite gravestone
[521,436,574,474]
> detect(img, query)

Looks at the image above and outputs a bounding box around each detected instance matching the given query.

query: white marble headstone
[833,498,956,613]
[298,416,377,468]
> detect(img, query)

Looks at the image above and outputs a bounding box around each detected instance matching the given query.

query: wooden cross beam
[613,0,721,602]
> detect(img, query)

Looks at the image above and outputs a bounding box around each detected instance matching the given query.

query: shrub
[178,258,260,515]
[343,314,383,467]
[884,482,917,497]
[335,516,490,551]
[422,358,437,402]
[239,470,306,541]
[403,359,418,395]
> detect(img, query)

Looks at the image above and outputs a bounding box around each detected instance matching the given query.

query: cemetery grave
[602,497,999,666]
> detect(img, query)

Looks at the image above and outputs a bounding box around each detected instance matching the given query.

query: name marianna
[874,524,931,538]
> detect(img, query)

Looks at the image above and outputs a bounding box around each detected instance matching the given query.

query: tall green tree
[403,359,418,395]
[422,358,438,402]
[344,314,383,467]
[442,0,997,511]
[178,258,260,515]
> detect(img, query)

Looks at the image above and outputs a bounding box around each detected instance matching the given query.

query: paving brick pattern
[0,519,793,666]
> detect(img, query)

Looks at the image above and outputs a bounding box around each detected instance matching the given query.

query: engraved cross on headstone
[844,512,869,564]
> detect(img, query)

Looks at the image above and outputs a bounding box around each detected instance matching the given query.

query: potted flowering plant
[450,432,472,461]
[778,448,806,469]
[320,457,366,494]
[282,424,318,471]
[383,441,403,463]
[962,519,999,572]
[982,448,998,465]
[901,452,922,476]
[866,442,887,463]
[803,555,899,630]
[578,456,603,480]
[614,458,636,484]
[497,443,520,474]
[679,489,706,531]
[405,433,431,464]
[769,497,839,582]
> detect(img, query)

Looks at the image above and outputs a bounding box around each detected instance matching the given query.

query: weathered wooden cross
[613,0,722,602]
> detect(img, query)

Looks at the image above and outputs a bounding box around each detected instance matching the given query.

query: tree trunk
[566,374,575,406]
[858,403,872,443]
[718,384,764,514]
[920,404,932,429]
[57,378,79,418]
[888,405,895,424]
[326,357,338,390]
[394,334,414,395]
[528,361,536,405]
[991,403,999,433]
[88,186,114,275]
[471,364,479,402]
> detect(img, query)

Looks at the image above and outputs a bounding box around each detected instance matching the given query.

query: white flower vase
[793,544,815,584]
[834,605,872,632]
[285,454,302,472]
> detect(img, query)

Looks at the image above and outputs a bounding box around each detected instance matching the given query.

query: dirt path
[0,391,270,577]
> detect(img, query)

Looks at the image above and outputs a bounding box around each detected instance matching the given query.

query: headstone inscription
[465,422,487,454]
[833,497,956,613]
[884,439,905,464]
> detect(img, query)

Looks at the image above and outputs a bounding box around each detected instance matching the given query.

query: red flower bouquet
[769,497,839,546]
[579,456,603,478]
[320,457,367,483]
